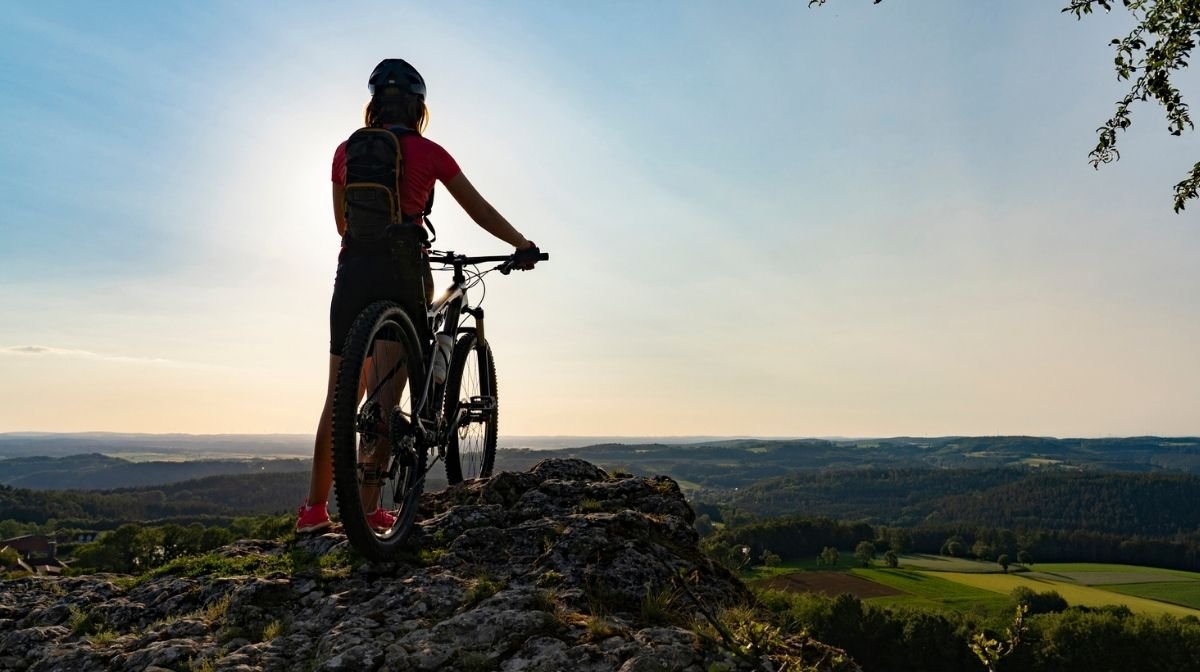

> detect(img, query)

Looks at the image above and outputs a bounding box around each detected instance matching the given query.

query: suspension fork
[464,306,486,347]
[462,305,493,408]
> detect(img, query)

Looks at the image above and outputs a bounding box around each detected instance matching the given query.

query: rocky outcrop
[0,459,853,672]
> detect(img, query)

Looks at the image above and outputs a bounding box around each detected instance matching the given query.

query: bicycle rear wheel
[443,333,498,484]
[331,301,427,560]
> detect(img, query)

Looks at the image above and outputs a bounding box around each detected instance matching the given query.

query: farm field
[1103,582,1200,610]
[895,554,1024,573]
[1032,562,1200,575]
[1028,562,1200,584]
[749,556,1200,618]
[743,556,839,581]
[930,571,1200,618]
[853,568,1010,615]
[757,571,900,600]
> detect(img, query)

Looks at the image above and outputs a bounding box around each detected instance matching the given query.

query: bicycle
[330,247,548,560]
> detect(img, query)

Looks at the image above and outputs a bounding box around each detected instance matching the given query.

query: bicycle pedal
[464,396,496,411]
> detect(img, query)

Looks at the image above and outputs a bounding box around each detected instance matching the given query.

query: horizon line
[2,431,1198,441]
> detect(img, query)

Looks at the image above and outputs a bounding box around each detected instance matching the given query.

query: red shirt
[332,130,462,222]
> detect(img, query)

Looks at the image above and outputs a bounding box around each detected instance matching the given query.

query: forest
[706,468,1200,535]
[759,589,1200,672]
[700,514,1200,573]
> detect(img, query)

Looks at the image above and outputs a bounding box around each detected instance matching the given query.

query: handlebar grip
[498,249,548,275]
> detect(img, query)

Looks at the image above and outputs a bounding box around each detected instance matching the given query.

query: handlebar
[498,251,550,275]
[427,250,550,275]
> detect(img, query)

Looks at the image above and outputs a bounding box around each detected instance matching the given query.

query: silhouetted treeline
[0,453,310,490]
[699,514,1200,572]
[895,525,1200,572]
[0,472,310,525]
[714,468,1200,535]
[555,435,1200,488]
[760,590,1200,672]
[700,516,875,562]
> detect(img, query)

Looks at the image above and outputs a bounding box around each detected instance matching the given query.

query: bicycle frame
[332,245,546,557]
[357,249,541,473]
[409,253,504,453]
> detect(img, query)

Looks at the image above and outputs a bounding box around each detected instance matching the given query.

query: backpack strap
[421,190,437,244]
[389,126,437,244]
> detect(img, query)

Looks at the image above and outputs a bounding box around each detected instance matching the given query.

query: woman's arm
[332,184,347,237]
[444,173,532,249]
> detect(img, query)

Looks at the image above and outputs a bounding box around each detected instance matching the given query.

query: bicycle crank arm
[452,395,497,429]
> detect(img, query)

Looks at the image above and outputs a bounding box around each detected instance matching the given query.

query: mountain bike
[330,247,547,560]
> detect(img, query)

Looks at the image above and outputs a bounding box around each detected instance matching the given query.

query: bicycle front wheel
[443,333,498,484]
[331,301,427,560]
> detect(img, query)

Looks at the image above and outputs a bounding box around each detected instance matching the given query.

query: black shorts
[329,251,433,356]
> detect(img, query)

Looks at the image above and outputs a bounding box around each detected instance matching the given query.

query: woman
[297,58,538,533]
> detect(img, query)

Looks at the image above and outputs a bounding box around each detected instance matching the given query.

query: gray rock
[0,459,847,672]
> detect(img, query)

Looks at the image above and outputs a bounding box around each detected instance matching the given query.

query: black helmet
[368,59,426,98]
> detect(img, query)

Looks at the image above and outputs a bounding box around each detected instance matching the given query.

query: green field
[895,553,1024,574]
[1032,561,1200,578]
[672,478,703,493]
[1032,562,1200,579]
[743,552,864,581]
[929,571,1200,618]
[1103,582,1200,610]
[746,556,1200,618]
[853,568,1010,615]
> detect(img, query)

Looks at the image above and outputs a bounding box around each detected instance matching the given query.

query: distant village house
[1,535,68,575]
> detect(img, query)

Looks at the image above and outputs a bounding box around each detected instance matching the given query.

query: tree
[855,541,876,567]
[942,537,967,557]
[811,0,1200,211]
[1064,0,1200,211]
[970,605,1027,672]
[883,550,899,568]
[1010,586,1069,614]
[706,541,751,572]
[997,554,1011,573]
[1017,550,1033,566]
[972,540,994,561]
[820,546,841,567]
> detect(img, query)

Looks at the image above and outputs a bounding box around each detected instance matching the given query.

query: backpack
[342,126,435,243]
[341,127,436,341]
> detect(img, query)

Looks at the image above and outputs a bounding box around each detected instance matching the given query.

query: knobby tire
[443,332,498,484]
[331,300,427,560]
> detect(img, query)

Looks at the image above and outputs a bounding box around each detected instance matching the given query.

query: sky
[1,1,1198,437]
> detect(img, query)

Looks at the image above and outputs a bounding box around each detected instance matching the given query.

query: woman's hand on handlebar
[514,240,542,270]
[496,242,548,274]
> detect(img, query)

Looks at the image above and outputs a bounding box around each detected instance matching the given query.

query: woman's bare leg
[307,355,341,505]
[359,340,407,512]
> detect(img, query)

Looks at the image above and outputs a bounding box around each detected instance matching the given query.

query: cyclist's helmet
[368,59,426,98]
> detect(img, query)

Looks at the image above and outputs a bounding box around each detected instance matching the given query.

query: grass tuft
[260,618,285,641]
[464,573,504,606]
[86,628,119,647]
[584,614,619,641]
[640,585,684,626]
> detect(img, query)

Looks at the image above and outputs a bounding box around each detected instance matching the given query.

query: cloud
[0,345,217,369]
